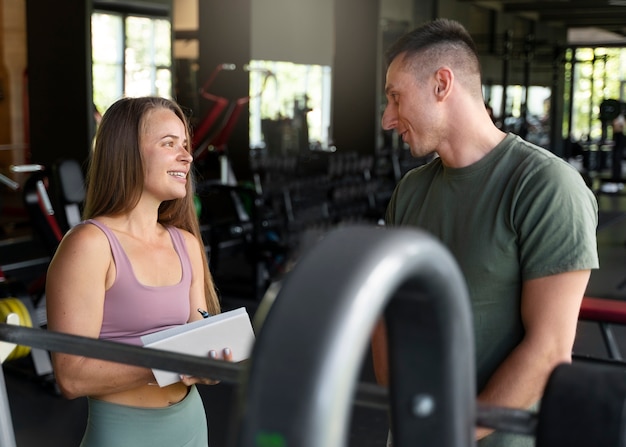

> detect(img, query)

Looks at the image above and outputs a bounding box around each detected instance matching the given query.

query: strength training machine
[1,226,626,447]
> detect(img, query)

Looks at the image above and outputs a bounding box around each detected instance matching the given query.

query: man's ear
[434,66,453,99]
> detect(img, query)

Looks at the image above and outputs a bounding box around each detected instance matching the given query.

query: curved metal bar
[234,225,476,447]
[0,227,544,446]
[477,402,537,437]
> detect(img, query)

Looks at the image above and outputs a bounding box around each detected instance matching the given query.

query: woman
[46,96,229,446]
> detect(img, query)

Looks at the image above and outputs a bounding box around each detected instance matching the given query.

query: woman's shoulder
[48,221,113,276]
[183,229,203,253]
[167,225,194,241]
[168,226,201,253]
[58,220,111,252]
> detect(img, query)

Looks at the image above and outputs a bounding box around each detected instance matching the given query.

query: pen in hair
[197,308,210,319]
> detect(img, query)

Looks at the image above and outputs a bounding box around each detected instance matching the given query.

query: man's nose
[381,106,397,131]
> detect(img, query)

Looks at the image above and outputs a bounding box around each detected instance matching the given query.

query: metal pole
[0,325,243,384]
[590,53,596,139]
[0,319,541,437]
[501,30,513,124]
[566,49,575,145]
[0,365,17,447]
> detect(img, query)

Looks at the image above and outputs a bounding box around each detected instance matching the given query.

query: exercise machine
[2,226,626,446]
[192,62,274,185]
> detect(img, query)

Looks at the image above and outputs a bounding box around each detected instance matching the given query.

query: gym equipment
[192,64,284,299]
[22,159,85,256]
[536,362,626,447]
[192,63,274,185]
[232,226,626,447]
[10,158,85,314]
[0,313,18,447]
[0,298,32,360]
[235,225,475,447]
[0,161,73,381]
[594,99,626,188]
[0,163,43,233]
[0,294,52,378]
[599,99,623,124]
[1,323,626,443]
[1,226,626,446]
[0,313,18,364]
[196,181,286,300]
[0,173,18,192]
[48,159,85,231]
[191,63,235,158]
[578,296,626,361]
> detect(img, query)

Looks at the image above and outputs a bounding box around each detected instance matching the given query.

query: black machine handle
[235,225,475,447]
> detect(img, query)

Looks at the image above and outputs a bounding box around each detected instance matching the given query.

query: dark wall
[26,0,173,169]
[26,0,94,168]
[332,0,380,155]
[26,0,381,172]
[198,0,252,180]
[195,0,381,179]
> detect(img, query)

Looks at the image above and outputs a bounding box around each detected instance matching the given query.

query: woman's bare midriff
[93,381,190,408]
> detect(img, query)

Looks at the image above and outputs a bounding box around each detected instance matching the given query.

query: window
[248,60,332,151]
[484,84,551,148]
[565,47,625,142]
[92,11,172,114]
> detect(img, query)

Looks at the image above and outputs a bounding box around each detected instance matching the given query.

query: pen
[197,308,211,319]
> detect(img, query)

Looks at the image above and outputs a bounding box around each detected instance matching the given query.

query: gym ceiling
[460,0,626,36]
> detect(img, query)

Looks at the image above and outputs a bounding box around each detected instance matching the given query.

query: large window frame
[248,60,332,152]
[91,7,173,115]
[564,46,626,143]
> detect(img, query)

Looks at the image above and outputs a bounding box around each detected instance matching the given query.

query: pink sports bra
[84,219,192,346]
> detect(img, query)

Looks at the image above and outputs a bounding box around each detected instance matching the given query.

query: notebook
[141,307,255,387]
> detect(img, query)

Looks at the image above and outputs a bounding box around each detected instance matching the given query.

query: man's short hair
[386,18,481,76]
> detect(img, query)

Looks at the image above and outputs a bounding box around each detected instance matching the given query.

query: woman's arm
[45,224,155,399]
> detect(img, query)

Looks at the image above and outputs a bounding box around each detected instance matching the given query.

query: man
[371,18,598,446]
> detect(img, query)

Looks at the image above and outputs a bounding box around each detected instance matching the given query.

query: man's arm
[371,319,390,386]
[475,269,590,439]
[371,269,591,440]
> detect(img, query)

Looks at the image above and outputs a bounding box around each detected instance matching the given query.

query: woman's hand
[179,348,233,386]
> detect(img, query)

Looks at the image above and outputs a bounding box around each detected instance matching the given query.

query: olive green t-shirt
[385,133,599,446]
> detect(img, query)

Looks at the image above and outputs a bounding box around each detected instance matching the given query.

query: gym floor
[2,187,626,447]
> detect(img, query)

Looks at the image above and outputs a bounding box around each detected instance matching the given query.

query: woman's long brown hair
[83,96,220,315]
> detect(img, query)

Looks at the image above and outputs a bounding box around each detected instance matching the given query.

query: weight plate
[0,298,32,359]
[599,99,622,122]
[537,362,626,447]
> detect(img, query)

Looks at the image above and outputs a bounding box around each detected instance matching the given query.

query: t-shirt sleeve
[514,159,599,281]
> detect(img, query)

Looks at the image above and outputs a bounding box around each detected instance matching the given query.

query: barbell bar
[3,321,625,446]
[0,323,539,435]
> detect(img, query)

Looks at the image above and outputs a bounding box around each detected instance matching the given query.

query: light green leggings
[80,385,208,447]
